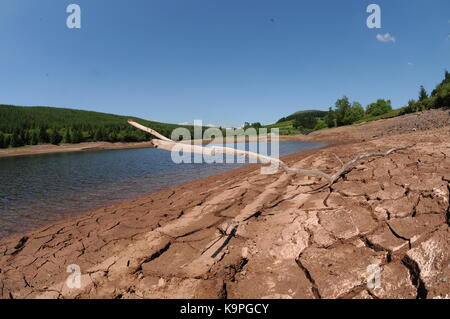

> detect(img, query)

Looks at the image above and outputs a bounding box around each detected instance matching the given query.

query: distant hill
[0,105,195,148]
[262,109,327,135]
[277,109,328,128]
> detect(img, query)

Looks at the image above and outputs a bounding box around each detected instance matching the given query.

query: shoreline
[0,135,312,159]
[0,109,449,299]
[0,141,155,159]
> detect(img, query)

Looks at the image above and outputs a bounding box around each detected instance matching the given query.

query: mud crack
[401,255,428,299]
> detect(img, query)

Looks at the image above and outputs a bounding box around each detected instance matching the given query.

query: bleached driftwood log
[128,119,411,189]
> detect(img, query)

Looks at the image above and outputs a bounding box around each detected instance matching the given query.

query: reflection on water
[0,141,325,238]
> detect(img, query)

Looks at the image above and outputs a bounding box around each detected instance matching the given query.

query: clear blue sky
[0,0,449,127]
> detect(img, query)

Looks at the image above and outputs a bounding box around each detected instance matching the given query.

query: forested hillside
[277,110,328,129]
[0,105,195,148]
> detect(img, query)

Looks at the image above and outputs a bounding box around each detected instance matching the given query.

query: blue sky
[0,0,449,127]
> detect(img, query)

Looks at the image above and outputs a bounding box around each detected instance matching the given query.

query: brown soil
[0,109,449,299]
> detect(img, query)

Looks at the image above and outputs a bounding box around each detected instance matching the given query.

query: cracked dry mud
[0,109,449,299]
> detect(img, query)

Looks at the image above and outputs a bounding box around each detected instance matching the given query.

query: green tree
[71,128,83,144]
[0,132,5,148]
[445,70,450,83]
[366,99,393,116]
[325,107,336,128]
[49,129,62,145]
[419,86,428,101]
[10,132,24,147]
[335,96,351,126]
[334,97,364,126]
[343,102,365,124]
[30,131,39,145]
[38,127,49,144]
[3,135,11,148]
[93,128,104,141]
[433,81,450,109]
[21,130,30,145]
[401,99,421,115]
[251,122,262,129]
[108,131,118,142]
[314,119,328,130]
[431,70,450,97]
[428,71,450,109]
[63,129,72,143]
[292,119,303,130]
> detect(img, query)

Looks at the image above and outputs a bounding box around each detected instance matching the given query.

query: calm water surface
[0,141,325,238]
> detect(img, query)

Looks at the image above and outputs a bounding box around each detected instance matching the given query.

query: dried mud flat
[0,109,449,299]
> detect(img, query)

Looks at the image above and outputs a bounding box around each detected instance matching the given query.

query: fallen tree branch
[128,120,172,142]
[328,146,412,184]
[128,119,413,189]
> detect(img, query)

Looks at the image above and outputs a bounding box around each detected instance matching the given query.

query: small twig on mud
[333,153,344,167]
[211,226,238,258]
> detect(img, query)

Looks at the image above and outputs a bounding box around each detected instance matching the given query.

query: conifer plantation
[0,105,196,148]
